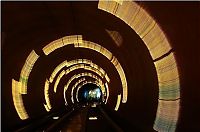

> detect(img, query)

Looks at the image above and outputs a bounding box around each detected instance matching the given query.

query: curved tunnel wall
[98,1,180,131]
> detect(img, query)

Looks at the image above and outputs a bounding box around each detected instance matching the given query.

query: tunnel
[1,1,200,132]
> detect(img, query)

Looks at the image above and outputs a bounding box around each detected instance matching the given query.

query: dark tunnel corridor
[1,1,200,132]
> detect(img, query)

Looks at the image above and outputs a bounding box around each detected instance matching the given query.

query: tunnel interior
[2,1,200,132]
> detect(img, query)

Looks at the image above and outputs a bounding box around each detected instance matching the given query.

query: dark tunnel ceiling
[2,1,200,131]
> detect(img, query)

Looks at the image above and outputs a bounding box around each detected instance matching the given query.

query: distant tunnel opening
[78,83,102,103]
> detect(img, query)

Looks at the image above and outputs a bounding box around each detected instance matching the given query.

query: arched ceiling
[2,1,200,131]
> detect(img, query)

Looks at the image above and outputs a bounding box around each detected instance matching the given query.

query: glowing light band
[71,78,86,103]
[154,100,180,132]
[12,79,29,120]
[46,59,110,108]
[43,36,127,103]
[63,72,106,105]
[64,72,105,94]
[115,94,121,111]
[98,1,170,60]
[155,52,180,100]
[105,82,109,104]
[19,50,39,94]
[74,41,113,60]
[44,79,51,111]
[54,70,65,93]
[12,50,39,119]
[44,103,50,112]
[43,35,82,55]
[143,24,171,60]
[63,64,108,105]
[98,1,180,131]
[74,41,127,103]
[49,60,68,83]
[49,59,110,84]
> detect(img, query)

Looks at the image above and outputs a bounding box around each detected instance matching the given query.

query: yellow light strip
[115,94,121,111]
[63,35,83,45]
[43,35,83,55]
[49,60,68,83]
[43,38,63,56]
[44,103,50,112]
[154,100,180,132]
[155,52,180,100]
[44,79,51,111]
[143,24,171,60]
[98,1,170,60]
[98,1,180,131]
[64,72,105,95]
[65,64,107,94]
[47,59,110,107]
[64,85,69,106]
[105,82,109,104]
[54,70,65,93]
[74,41,113,60]
[74,41,127,103]
[75,85,83,104]
[19,50,39,94]
[71,78,86,103]
[63,63,109,105]
[49,59,110,84]
[12,79,29,120]
[116,2,140,26]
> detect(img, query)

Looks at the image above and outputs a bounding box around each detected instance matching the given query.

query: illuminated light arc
[12,50,39,120]
[154,99,179,132]
[44,79,51,110]
[44,60,110,111]
[70,78,86,103]
[44,103,50,112]
[44,59,110,111]
[49,59,110,84]
[63,72,106,105]
[115,94,121,111]
[98,1,180,131]
[20,50,40,94]
[52,59,110,93]
[54,70,65,93]
[42,36,128,104]
[43,35,83,56]
[104,82,109,104]
[74,41,128,103]
[70,78,100,104]
[65,72,105,93]
[62,63,108,106]
[12,79,29,120]
[155,52,180,100]
[49,60,68,83]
